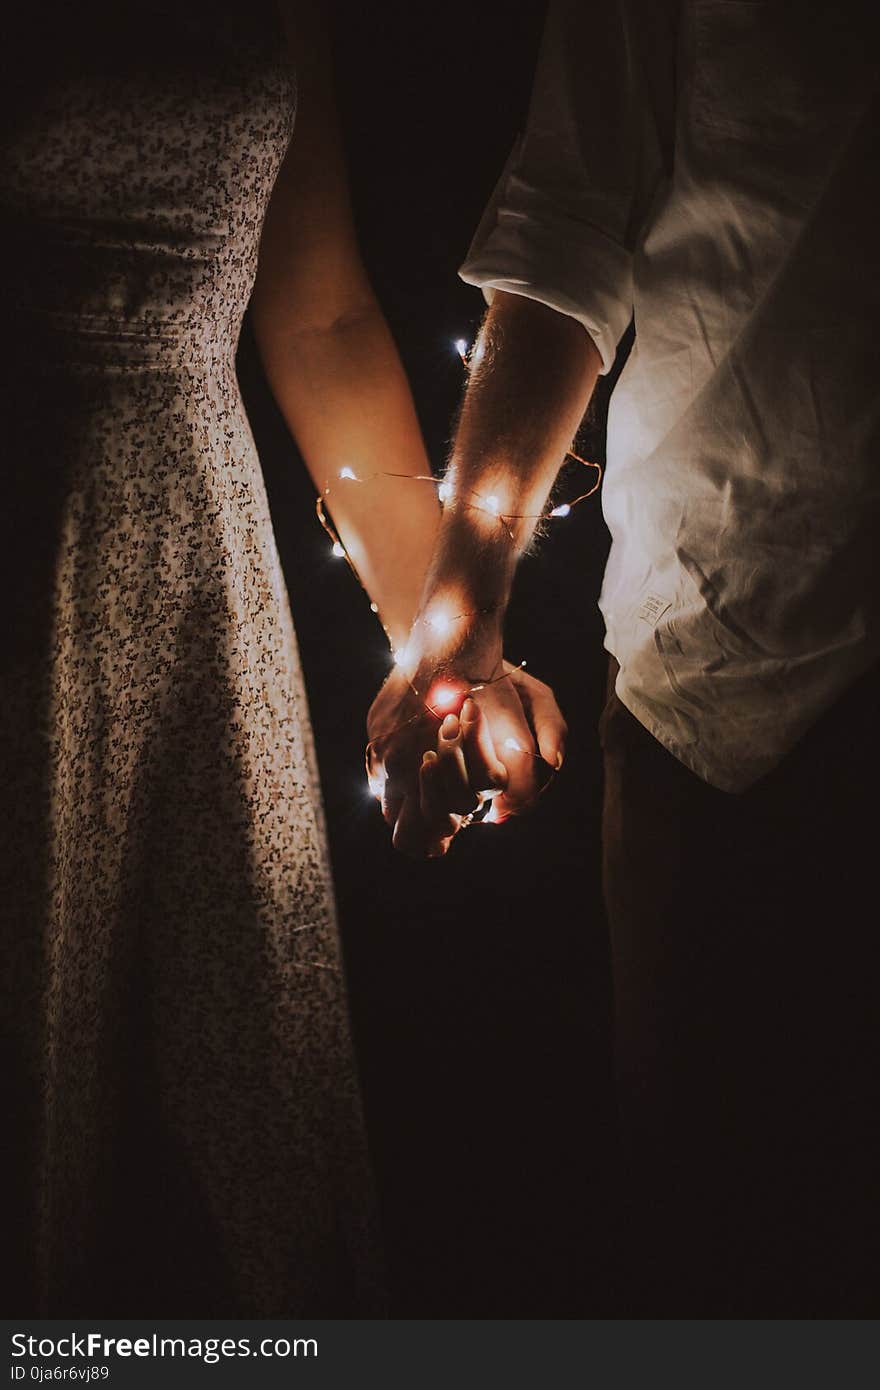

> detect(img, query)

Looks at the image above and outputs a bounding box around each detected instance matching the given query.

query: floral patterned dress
[0,3,382,1316]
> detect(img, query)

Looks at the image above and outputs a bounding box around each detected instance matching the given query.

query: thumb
[460,697,509,793]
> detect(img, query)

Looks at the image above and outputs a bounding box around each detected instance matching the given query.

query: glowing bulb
[503,736,523,753]
[393,644,412,668]
[438,480,453,503]
[367,768,386,801]
[483,494,500,515]
[455,339,468,357]
[482,800,500,825]
[550,503,571,518]
[370,602,379,613]
[339,466,357,481]
[429,681,460,712]
[428,611,451,636]
[331,541,346,558]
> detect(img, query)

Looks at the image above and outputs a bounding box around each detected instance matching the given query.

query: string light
[315,335,594,833]
[367,766,387,801]
[393,643,414,671]
[427,610,451,637]
[317,325,601,574]
[318,445,600,567]
[427,680,462,714]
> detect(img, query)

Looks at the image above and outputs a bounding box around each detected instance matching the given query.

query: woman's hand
[366,665,497,857]
[366,658,567,858]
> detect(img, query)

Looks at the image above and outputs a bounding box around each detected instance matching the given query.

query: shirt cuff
[459,192,633,375]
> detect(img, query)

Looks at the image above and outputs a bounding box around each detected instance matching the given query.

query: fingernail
[441,713,459,740]
[422,750,437,765]
[554,751,564,770]
[461,698,477,723]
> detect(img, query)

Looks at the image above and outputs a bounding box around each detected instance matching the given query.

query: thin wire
[318,450,601,554]
[317,337,602,607]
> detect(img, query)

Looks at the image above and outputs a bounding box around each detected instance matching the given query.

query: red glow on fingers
[426,680,465,717]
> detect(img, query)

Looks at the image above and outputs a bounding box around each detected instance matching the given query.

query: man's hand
[367,660,567,858]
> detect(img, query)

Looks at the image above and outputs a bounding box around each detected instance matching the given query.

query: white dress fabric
[0,3,382,1315]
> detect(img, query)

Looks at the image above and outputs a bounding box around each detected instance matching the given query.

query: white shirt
[460,0,880,791]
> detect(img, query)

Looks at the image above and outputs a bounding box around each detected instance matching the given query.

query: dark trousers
[600,659,879,1316]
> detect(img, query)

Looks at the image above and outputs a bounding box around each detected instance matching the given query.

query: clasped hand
[366,658,567,858]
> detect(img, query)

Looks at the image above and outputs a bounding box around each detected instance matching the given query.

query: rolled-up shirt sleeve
[460,0,668,373]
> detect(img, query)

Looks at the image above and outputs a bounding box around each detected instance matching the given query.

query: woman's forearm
[249,7,440,657]
[253,298,441,652]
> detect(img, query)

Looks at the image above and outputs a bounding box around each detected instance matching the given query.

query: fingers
[395,712,492,858]
[418,751,461,857]
[392,786,453,859]
[492,758,533,816]
[374,666,566,854]
[378,713,475,855]
[510,668,567,770]
[377,717,433,828]
[433,713,483,816]
[459,698,509,795]
[418,751,460,831]
[381,784,405,829]
[391,715,472,856]
[393,747,464,859]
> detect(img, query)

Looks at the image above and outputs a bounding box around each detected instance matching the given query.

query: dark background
[238,0,626,1316]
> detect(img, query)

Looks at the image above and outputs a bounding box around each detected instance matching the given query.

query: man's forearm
[406,292,601,677]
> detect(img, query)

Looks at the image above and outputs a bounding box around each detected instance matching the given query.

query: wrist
[405,606,505,691]
[374,589,432,656]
